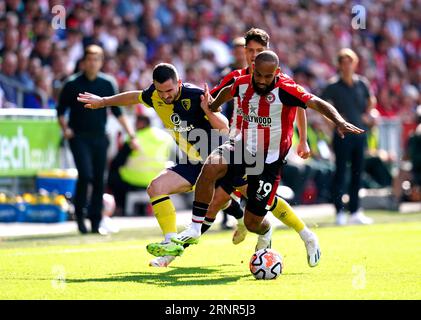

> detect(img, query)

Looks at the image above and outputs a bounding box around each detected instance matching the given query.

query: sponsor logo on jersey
[238,108,272,127]
[171,114,194,132]
[173,124,194,132]
[249,105,258,116]
[170,113,181,126]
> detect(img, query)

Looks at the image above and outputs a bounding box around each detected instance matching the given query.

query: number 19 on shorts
[257,180,272,198]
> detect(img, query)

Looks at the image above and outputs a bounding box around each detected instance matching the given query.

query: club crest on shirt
[296,85,305,93]
[265,92,275,104]
[181,99,191,111]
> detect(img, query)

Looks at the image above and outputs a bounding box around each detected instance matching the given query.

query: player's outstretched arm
[306,96,365,138]
[200,83,229,134]
[207,84,234,112]
[296,108,311,159]
[77,91,141,109]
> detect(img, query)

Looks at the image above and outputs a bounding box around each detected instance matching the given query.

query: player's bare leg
[205,185,232,227]
[151,154,229,256]
[172,156,228,246]
[244,209,273,251]
[204,186,248,244]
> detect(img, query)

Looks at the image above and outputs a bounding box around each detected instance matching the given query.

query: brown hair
[244,28,270,48]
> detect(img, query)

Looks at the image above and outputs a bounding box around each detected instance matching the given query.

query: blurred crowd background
[0,0,420,206]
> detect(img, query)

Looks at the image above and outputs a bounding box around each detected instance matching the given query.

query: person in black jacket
[57,45,137,234]
[321,48,377,225]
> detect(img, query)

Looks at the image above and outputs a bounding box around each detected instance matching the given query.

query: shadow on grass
[66,264,249,287]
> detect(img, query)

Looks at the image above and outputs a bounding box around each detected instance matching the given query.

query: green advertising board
[0,118,61,176]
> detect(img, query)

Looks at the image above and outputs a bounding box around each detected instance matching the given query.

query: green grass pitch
[1,211,420,300]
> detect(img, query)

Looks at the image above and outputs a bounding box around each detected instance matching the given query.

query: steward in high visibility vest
[107,114,173,215]
[119,126,173,187]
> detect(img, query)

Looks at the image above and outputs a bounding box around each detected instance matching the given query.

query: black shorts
[168,158,246,191]
[218,175,248,195]
[169,162,203,186]
[213,141,285,216]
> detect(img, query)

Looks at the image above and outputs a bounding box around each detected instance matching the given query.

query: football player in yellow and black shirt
[78,63,240,266]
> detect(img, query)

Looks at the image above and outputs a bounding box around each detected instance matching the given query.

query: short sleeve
[277,74,314,106]
[210,71,237,98]
[359,76,374,98]
[138,84,155,108]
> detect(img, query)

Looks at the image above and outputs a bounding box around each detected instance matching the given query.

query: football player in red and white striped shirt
[169,51,363,262]
[204,28,324,267]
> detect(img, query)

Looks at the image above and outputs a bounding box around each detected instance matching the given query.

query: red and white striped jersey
[211,67,250,137]
[230,73,313,164]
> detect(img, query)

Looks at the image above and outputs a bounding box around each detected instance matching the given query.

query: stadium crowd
[0,0,420,204]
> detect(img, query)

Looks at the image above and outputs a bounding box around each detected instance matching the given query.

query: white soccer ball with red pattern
[249,248,283,280]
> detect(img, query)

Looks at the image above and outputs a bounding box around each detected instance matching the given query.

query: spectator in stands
[56,44,138,234]
[27,57,42,80]
[51,51,71,102]
[82,18,105,48]
[16,52,34,90]
[65,28,84,73]
[141,18,167,64]
[116,0,143,22]
[30,35,53,66]
[23,71,55,109]
[108,111,173,216]
[321,48,377,226]
[0,0,419,213]
[0,28,19,56]
[0,51,19,107]
[0,86,5,108]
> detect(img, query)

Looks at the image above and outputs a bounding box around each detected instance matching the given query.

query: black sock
[201,217,215,234]
[192,201,209,223]
[222,199,243,219]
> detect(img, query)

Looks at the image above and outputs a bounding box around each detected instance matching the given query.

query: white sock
[299,227,314,242]
[258,225,272,239]
[191,222,202,235]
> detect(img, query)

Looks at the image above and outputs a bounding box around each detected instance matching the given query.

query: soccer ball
[249,248,283,280]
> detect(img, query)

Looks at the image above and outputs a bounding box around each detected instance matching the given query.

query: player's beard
[252,77,276,95]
